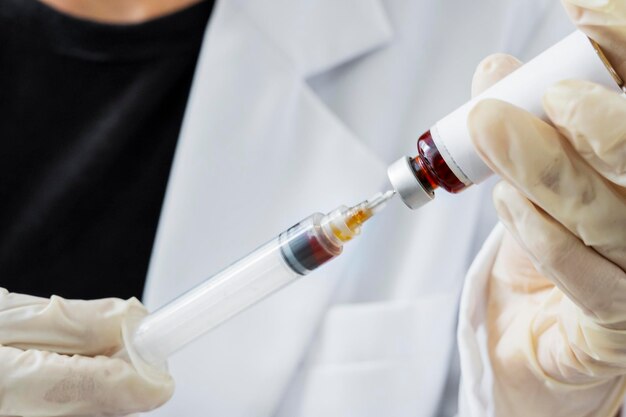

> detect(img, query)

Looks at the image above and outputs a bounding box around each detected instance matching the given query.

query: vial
[387,31,621,211]
[411,130,466,194]
[387,128,471,210]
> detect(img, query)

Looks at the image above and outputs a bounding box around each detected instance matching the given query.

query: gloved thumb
[471,53,522,97]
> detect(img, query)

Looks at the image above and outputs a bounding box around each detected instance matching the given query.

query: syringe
[125,191,395,367]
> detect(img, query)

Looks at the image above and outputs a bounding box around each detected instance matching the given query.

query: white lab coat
[142,1,575,416]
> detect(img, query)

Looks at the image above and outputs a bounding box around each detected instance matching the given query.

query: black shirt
[0,0,213,299]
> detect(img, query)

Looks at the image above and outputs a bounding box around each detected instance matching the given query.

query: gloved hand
[464,1,626,415]
[562,0,626,84]
[0,288,174,417]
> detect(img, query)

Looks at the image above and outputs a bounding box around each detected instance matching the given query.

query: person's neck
[38,0,204,24]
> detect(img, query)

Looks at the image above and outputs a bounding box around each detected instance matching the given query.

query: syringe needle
[364,189,397,213]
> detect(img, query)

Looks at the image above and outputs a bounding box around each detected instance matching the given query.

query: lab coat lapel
[236,0,392,78]
[143,1,393,416]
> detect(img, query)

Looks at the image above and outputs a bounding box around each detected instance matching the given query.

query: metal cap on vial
[387,156,434,210]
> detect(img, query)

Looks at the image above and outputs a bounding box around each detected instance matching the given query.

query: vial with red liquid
[387,128,472,210]
[387,31,620,210]
[411,129,467,194]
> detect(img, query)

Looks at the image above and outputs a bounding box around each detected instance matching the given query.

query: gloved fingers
[0,289,147,356]
[0,345,173,417]
[543,80,626,188]
[562,0,626,81]
[489,225,553,294]
[471,53,523,97]
[493,181,626,325]
[469,99,626,271]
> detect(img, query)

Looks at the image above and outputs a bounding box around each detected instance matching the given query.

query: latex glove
[562,0,626,85]
[0,288,174,417]
[466,25,626,417]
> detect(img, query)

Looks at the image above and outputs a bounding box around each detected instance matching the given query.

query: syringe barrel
[128,213,342,366]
